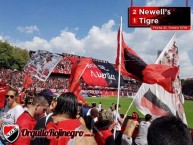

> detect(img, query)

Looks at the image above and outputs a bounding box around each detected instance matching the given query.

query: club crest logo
[2,125,20,143]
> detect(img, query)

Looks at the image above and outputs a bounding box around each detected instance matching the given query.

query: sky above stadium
[0,0,193,79]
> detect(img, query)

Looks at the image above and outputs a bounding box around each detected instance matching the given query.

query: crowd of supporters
[52,57,72,74]
[0,68,141,97]
[0,68,69,91]
[0,87,192,145]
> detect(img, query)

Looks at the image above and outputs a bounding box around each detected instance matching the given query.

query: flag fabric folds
[68,57,124,102]
[0,85,9,108]
[134,84,177,118]
[82,60,124,87]
[68,57,124,88]
[134,34,187,124]
[23,74,34,89]
[115,29,179,93]
[24,50,62,81]
[68,58,92,102]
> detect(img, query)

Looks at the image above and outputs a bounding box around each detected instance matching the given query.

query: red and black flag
[115,29,179,93]
[134,34,187,124]
[81,60,124,88]
[68,57,124,88]
[140,89,173,116]
[134,84,177,119]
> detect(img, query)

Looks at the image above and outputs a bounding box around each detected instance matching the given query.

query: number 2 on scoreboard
[132,9,137,15]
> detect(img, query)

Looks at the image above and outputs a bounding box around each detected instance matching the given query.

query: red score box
[128,7,191,28]
[129,7,164,27]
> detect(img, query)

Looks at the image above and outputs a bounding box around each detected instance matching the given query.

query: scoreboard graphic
[128,7,191,30]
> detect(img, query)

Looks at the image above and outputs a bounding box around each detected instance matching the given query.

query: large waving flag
[133,34,187,124]
[68,56,124,102]
[68,57,124,88]
[115,29,179,93]
[81,60,124,87]
[24,50,62,81]
[68,58,92,102]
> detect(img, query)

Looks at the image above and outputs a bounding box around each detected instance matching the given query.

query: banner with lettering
[82,60,124,87]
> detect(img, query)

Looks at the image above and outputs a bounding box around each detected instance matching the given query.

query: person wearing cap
[135,114,152,145]
[37,89,58,116]
[122,112,140,145]
[30,89,58,145]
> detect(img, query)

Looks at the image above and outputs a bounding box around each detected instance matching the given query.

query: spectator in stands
[95,109,115,145]
[147,115,192,145]
[109,103,115,111]
[0,68,141,97]
[191,129,193,143]
[76,101,86,126]
[86,107,99,134]
[135,114,152,145]
[13,95,49,145]
[98,102,102,112]
[46,92,97,145]
[0,88,24,145]
[30,91,58,145]
[38,89,57,116]
[21,90,35,110]
[86,102,98,116]
[18,88,26,105]
[113,104,124,145]
[82,102,90,119]
[121,112,140,145]
[23,96,34,110]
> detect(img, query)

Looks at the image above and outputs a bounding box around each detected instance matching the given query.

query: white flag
[133,34,187,124]
[24,50,62,81]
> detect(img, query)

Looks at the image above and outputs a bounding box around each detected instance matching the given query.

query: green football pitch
[85,97,193,128]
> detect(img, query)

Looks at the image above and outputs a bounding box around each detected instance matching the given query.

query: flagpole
[114,16,122,138]
[123,98,134,120]
[131,0,133,7]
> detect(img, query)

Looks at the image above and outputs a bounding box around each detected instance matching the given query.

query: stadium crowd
[0,68,140,97]
[0,68,69,91]
[52,56,72,74]
[0,86,192,145]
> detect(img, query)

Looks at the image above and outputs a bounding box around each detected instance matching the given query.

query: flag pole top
[186,0,188,7]
[131,0,133,7]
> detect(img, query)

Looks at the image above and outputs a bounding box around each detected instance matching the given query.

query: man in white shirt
[135,114,152,145]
